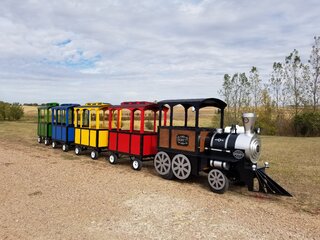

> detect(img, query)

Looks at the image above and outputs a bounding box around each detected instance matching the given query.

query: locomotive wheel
[52,141,57,149]
[62,144,69,152]
[91,150,99,160]
[44,139,50,146]
[37,137,42,143]
[75,146,81,155]
[208,169,229,194]
[171,154,191,180]
[108,153,118,164]
[154,151,174,179]
[132,159,142,171]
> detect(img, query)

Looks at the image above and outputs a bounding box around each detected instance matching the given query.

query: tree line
[0,101,24,121]
[219,36,320,136]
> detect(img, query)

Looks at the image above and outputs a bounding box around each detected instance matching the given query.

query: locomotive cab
[154,98,291,196]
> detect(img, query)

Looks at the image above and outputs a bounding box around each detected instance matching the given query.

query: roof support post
[184,107,188,127]
[140,109,145,133]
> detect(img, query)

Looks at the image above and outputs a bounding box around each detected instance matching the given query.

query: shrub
[294,111,320,136]
[0,101,24,121]
[8,104,24,120]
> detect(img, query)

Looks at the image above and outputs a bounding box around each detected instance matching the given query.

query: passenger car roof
[157,98,227,109]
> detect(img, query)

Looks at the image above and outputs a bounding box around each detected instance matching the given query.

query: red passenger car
[107,101,168,170]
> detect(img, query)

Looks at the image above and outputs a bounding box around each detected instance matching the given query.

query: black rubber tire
[208,169,229,194]
[91,150,99,160]
[75,146,81,155]
[132,159,142,171]
[162,169,175,180]
[52,141,57,149]
[154,151,174,180]
[37,137,42,144]
[108,153,118,164]
[62,144,69,152]
[44,138,50,146]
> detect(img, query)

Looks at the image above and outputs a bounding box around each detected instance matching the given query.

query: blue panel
[68,127,75,142]
[62,126,67,142]
[57,125,62,140]
[52,125,57,139]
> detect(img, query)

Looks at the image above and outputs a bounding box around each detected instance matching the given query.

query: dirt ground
[0,123,319,239]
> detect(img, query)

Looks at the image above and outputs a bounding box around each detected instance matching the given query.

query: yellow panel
[81,129,89,146]
[75,128,81,144]
[98,130,108,148]
[90,130,97,147]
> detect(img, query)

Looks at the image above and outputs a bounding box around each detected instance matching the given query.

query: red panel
[131,134,141,155]
[118,133,130,153]
[109,132,117,151]
[143,134,158,156]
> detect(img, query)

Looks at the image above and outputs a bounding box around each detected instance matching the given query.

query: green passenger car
[37,103,59,145]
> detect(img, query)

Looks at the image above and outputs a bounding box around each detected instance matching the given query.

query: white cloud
[0,0,319,104]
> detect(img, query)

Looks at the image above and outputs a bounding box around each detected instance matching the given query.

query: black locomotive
[154,98,291,196]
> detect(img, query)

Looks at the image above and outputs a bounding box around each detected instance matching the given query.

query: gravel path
[0,139,319,240]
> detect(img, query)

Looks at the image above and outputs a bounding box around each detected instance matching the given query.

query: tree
[269,62,285,110]
[218,74,232,107]
[256,86,276,135]
[249,66,262,110]
[283,49,305,117]
[230,72,250,123]
[218,72,250,124]
[308,36,320,111]
[301,64,312,107]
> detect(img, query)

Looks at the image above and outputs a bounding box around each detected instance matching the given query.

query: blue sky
[0,0,319,104]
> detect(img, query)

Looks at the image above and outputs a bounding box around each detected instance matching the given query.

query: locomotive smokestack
[242,113,256,135]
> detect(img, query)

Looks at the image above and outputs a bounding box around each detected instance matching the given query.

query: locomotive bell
[242,113,256,136]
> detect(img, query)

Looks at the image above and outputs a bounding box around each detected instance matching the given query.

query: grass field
[0,106,319,214]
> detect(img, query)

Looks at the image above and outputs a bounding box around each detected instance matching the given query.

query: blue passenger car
[51,104,80,151]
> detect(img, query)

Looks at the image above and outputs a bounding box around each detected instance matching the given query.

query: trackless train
[37,98,291,196]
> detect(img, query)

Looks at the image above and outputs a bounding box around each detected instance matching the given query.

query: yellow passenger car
[74,103,111,159]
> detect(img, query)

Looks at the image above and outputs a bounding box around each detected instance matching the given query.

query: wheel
[208,169,229,194]
[91,150,99,160]
[75,146,81,155]
[44,138,50,146]
[62,144,69,152]
[108,153,118,164]
[171,154,191,180]
[37,137,42,143]
[52,141,57,149]
[132,159,142,171]
[154,151,174,179]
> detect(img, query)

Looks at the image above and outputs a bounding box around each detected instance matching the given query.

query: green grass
[260,136,320,214]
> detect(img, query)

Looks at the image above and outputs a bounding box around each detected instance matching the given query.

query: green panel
[38,123,51,138]
[38,123,44,137]
[43,124,47,137]
[47,123,52,138]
